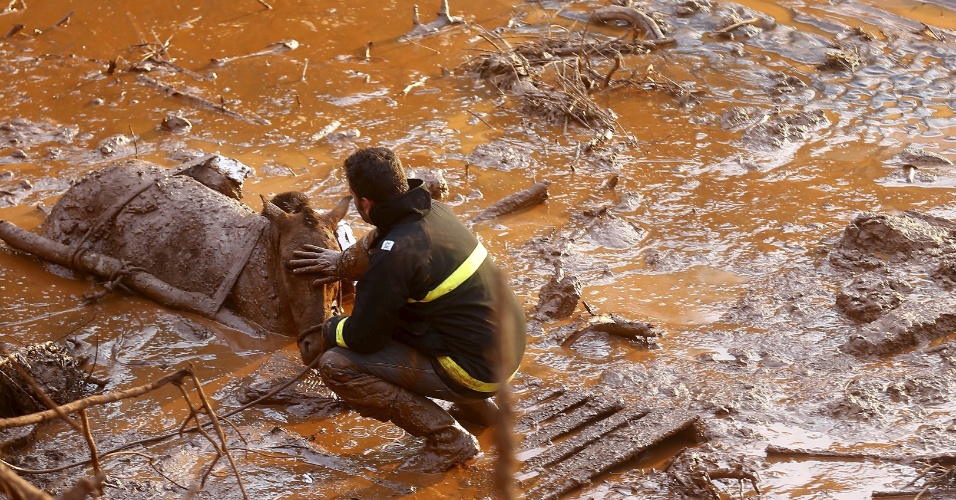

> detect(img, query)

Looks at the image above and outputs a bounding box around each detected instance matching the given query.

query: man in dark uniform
[289,147,526,473]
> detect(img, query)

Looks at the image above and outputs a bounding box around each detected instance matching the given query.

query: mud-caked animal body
[41,159,349,337]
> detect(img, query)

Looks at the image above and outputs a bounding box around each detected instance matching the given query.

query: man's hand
[289,245,343,286]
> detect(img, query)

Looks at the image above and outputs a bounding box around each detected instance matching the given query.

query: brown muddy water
[2,0,956,498]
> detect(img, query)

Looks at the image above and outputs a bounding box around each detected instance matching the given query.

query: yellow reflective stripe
[335,317,349,348]
[412,242,487,303]
[436,355,517,393]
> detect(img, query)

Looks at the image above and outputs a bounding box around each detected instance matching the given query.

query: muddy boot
[393,414,479,474]
[447,398,499,429]
[320,350,479,473]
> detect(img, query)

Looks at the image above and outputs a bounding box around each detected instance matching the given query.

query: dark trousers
[321,339,483,404]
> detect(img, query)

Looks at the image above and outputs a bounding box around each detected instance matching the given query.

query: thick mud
[2,0,956,498]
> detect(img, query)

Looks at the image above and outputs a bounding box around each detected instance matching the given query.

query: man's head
[344,148,409,202]
[343,147,409,224]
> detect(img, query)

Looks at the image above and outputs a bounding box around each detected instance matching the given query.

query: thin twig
[4,356,322,474]
[187,366,248,499]
[712,17,759,35]
[467,110,496,130]
[78,409,104,496]
[603,54,622,89]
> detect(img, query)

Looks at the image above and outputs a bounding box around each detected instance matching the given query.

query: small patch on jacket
[381,240,395,251]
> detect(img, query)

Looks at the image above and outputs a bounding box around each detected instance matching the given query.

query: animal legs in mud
[0,221,258,333]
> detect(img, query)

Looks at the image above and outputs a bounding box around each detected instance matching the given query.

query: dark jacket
[322,179,526,396]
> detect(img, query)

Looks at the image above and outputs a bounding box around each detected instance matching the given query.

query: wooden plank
[514,385,566,412]
[515,390,591,432]
[520,406,649,471]
[520,394,625,449]
[525,408,699,500]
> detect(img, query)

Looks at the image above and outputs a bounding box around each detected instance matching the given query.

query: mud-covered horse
[0,158,349,340]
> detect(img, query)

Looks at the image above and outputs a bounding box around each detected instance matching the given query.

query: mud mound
[829,212,956,270]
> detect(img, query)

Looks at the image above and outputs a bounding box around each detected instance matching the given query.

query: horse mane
[270,191,320,228]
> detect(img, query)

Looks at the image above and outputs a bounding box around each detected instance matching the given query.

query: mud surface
[2,0,956,498]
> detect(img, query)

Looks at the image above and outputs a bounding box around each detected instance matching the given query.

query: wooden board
[514,387,701,500]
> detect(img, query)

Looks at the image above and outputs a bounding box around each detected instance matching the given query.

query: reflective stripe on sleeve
[411,242,487,303]
[436,355,517,393]
[335,317,349,348]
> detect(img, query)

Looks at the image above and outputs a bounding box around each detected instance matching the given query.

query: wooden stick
[0,461,52,500]
[187,366,248,499]
[603,54,622,89]
[766,444,956,464]
[2,23,24,39]
[78,409,104,496]
[589,6,665,40]
[8,355,324,475]
[0,369,190,430]
[712,17,760,35]
[467,110,496,130]
[138,74,271,125]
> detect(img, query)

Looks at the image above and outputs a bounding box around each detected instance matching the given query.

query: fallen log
[0,221,255,333]
[471,180,551,224]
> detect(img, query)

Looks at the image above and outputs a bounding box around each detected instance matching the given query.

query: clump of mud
[0,341,91,419]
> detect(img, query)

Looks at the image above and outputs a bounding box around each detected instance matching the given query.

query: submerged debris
[533,266,581,321]
[472,180,551,223]
[561,313,659,349]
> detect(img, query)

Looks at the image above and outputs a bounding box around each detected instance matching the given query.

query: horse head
[261,192,351,342]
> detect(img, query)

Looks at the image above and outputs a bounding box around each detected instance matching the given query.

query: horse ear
[260,195,288,223]
[321,195,352,225]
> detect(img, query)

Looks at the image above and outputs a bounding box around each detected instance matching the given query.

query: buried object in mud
[0,159,349,338]
[471,180,551,224]
[514,387,702,499]
[561,313,659,348]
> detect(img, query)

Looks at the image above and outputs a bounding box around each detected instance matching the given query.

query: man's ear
[357,196,374,213]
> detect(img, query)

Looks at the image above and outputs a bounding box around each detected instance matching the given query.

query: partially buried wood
[471,180,551,224]
[517,390,701,499]
[515,389,590,433]
[520,392,625,449]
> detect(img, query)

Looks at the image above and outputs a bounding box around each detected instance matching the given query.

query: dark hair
[343,147,409,203]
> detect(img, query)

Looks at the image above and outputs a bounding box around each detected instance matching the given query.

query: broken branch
[589,6,667,40]
[0,369,190,430]
[210,39,298,67]
[137,75,270,125]
[712,17,760,36]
